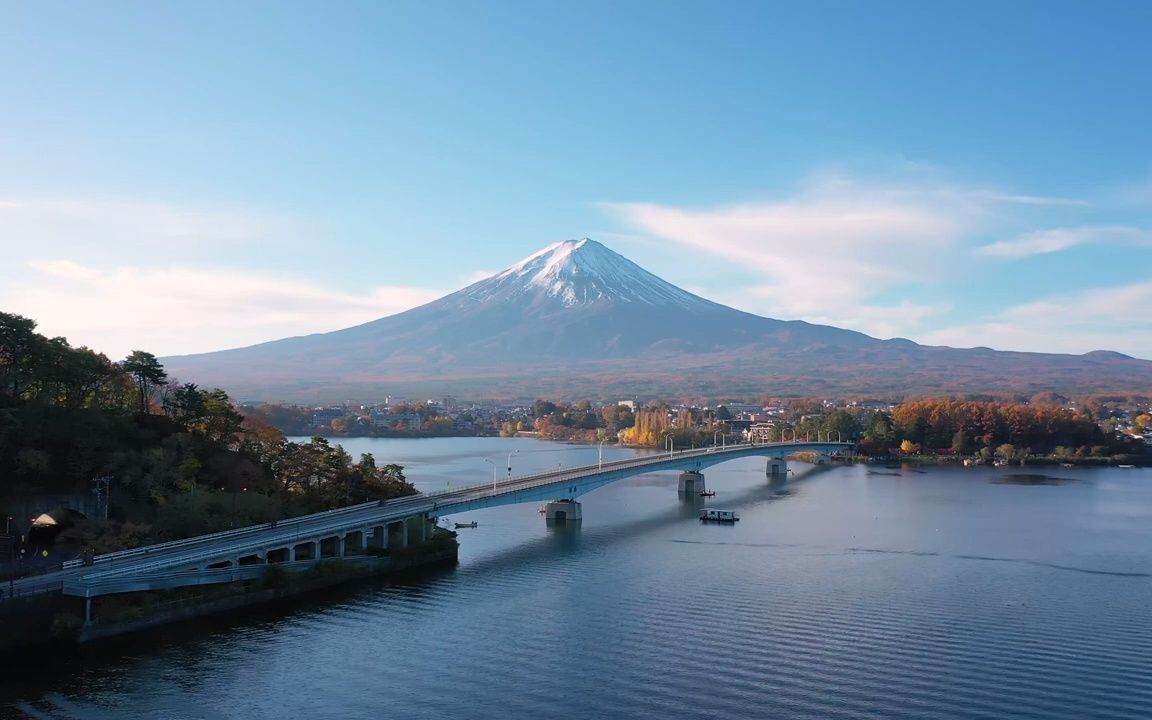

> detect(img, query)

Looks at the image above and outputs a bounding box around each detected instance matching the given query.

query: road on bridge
[6,441,852,596]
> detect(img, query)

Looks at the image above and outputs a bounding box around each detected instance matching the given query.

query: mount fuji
[163,238,1152,400]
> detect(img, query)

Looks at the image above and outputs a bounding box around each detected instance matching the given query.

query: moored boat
[700,509,739,523]
[455,521,478,528]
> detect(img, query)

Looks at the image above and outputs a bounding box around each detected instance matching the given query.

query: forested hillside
[0,312,416,553]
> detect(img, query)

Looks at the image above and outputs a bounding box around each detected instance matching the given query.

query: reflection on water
[3,438,1151,720]
[994,473,1076,485]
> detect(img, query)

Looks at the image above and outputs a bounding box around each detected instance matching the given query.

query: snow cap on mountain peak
[475,237,709,309]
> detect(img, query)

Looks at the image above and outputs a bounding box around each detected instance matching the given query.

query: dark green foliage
[122,350,168,413]
[0,311,418,551]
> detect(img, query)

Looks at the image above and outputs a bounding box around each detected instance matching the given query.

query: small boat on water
[1118,464,1136,468]
[700,509,739,523]
[699,490,716,497]
[455,521,478,529]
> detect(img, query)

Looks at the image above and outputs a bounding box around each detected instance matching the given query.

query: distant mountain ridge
[164,239,1152,401]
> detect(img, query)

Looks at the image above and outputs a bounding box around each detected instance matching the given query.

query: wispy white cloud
[0,197,292,262]
[922,281,1152,358]
[601,174,991,338]
[3,261,443,359]
[975,225,1152,259]
[967,190,1088,207]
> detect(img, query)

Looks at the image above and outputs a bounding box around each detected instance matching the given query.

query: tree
[122,350,168,413]
[198,389,245,447]
[899,439,920,454]
[165,383,206,423]
[951,430,969,455]
[0,312,39,400]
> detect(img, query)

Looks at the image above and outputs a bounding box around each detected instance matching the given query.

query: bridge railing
[436,441,851,503]
[61,495,432,569]
[70,441,850,578]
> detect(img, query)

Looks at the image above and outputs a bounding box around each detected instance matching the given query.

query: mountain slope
[164,239,1152,400]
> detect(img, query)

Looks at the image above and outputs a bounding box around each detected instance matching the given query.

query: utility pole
[91,476,112,521]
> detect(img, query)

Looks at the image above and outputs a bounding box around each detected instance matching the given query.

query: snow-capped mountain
[163,238,1152,400]
[463,238,709,309]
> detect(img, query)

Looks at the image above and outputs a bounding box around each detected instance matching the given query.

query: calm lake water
[3,436,1151,719]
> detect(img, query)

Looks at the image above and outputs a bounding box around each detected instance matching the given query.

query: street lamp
[665,434,674,458]
[483,458,497,493]
[5,516,14,598]
[598,439,606,470]
[507,450,519,482]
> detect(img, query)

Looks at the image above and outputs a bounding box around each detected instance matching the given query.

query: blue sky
[1,1,1150,360]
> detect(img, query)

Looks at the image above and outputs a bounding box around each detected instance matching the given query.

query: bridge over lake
[13,441,852,611]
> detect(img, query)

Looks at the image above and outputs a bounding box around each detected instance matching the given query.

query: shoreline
[0,537,459,654]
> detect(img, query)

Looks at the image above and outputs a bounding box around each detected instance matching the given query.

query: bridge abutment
[543,500,581,525]
[767,458,788,478]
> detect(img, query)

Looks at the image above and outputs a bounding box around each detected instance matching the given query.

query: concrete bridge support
[387,520,407,550]
[368,526,386,549]
[815,454,830,466]
[767,458,788,479]
[678,471,706,494]
[405,516,427,546]
[544,500,582,525]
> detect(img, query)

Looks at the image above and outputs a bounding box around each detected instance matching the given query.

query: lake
[3,436,1151,719]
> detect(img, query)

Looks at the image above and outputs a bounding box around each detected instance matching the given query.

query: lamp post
[598,439,606,470]
[5,516,14,599]
[507,450,518,482]
[714,431,724,449]
[484,458,497,493]
[665,434,674,458]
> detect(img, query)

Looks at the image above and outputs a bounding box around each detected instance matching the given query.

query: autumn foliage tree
[891,399,1101,453]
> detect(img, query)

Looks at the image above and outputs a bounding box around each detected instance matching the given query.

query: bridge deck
[23,441,850,596]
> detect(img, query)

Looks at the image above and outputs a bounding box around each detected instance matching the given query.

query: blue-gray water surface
[4,437,1151,719]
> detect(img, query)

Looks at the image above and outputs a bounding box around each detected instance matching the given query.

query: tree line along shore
[2,310,1149,563]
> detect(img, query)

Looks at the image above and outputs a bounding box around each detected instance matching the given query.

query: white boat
[700,509,739,523]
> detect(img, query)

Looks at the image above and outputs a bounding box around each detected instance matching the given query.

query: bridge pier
[387,520,407,549]
[405,515,427,546]
[677,471,706,495]
[767,458,788,478]
[815,453,830,466]
[367,525,386,549]
[543,500,582,525]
